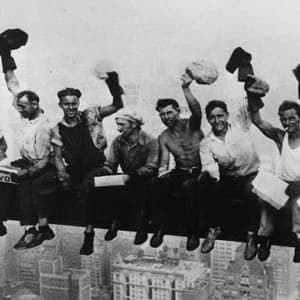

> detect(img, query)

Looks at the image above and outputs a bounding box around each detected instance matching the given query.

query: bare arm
[99,94,124,118]
[4,70,21,110]
[181,74,202,129]
[250,109,284,149]
[158,134,170,173]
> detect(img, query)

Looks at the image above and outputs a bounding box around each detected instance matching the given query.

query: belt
[176,166,201,174]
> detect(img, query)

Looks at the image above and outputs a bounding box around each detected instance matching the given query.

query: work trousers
[151,168,201,235]
[198,172,260,233]
[17,164,58,226]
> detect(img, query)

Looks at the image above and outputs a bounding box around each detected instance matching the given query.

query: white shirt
[280,133,300,182]
[200,124,260,179]
[20,113,52,163]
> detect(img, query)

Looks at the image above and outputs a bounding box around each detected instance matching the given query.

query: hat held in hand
[185,59,218,85]
[0,29,28,51]
[244,75,269,96]
[226,47,252,73]
[293,64,300,82]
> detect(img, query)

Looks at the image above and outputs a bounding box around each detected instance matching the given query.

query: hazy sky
[1,0,300,160]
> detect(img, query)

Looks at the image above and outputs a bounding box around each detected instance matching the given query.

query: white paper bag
[252,170,289,210]
[94,174,129,187]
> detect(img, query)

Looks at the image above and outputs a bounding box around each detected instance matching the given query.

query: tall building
[81,241,112,288]
[18,248,45,294]
[39,255,91,300]
[211,240,240,285]
[56,226,83,269]
[222,257,275,300]
[182,281,209,300]
[270,246,298,300]
[112,254,208,300]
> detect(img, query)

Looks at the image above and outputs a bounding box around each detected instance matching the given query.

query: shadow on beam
[1,183,297,248]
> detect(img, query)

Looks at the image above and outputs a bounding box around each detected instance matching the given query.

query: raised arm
[249,108,284,149]
[181,74,202,129]
[99,71,124,118]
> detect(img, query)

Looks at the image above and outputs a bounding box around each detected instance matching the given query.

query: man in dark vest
[51,72,123,255]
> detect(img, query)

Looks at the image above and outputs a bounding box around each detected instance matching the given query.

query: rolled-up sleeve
[34,125,52,160]
[51,125,63,147]
[200,138,220,180]
[103,138,120,174]
[136,139,159,176]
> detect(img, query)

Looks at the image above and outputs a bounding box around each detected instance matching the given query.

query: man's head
[57,88,82,119]
[16,90,40,119]
[205,100,229,134]
[115,111,144,138]
[156,98,180,128]
[278,100,300,133]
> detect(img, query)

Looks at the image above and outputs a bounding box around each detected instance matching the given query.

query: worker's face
[158,105,180,128]
[279,108,300,133]
[207,107,229,134]
[59,95,80,119]
[116,119,136,137]
[16,95,39,119]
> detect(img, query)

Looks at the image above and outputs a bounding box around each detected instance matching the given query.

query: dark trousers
[0,183,14,221]
[152,168,201,235]
[17,165,58,226]
[198,172,260,232]
[106,175,154,230]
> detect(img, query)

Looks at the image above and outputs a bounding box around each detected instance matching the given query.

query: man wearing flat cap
[50,72,124,255]
[96,109,159,245]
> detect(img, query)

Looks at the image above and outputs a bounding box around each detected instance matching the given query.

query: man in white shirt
[0,32,55,250]
[249,99,300,262]
[199,100,260,260]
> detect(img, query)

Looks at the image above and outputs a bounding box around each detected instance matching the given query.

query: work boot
[257,237,272,261]
[80,231,95,255]
[244,232,258,261]
[293,240,300,263]
[14,227,38,250]
[186,235,200,251]
[134,230,148,245]
[0,222,7,236]
[104,220,118,241]
[201,227,221,254]
[150,229,164,248]
[26,225,56,249]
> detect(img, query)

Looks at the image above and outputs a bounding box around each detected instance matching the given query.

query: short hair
[205,100,228,117]
[17,90,40,103]
[156,98,180,112]
[57,88,82,101]
[278,100,300,118]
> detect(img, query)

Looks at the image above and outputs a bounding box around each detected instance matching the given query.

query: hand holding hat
[105,71,124,96]
[185,59,218,85]
[226,47,254,82]
[244,75,270,112]
[292,64,300,99]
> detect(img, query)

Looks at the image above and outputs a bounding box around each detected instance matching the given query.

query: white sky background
[0,0,300,162]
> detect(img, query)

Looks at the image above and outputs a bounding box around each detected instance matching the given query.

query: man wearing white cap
[96,109,159,244]
[249,100,300,262]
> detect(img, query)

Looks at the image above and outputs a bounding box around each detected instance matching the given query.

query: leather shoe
[257,237,271,261]
[293,240,300,263]
[186,235,200,251]
[80,231,95,255]
[104,220,118,241]
[201,227,221,254]
[244,232,258,261]
[150,229,164,248]
[14,227,38,250]
[134,230,148,245]
[0,222,7,236]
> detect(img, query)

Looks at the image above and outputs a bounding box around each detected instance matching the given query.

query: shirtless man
[249,100,300,262]
[150,73,204,250]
